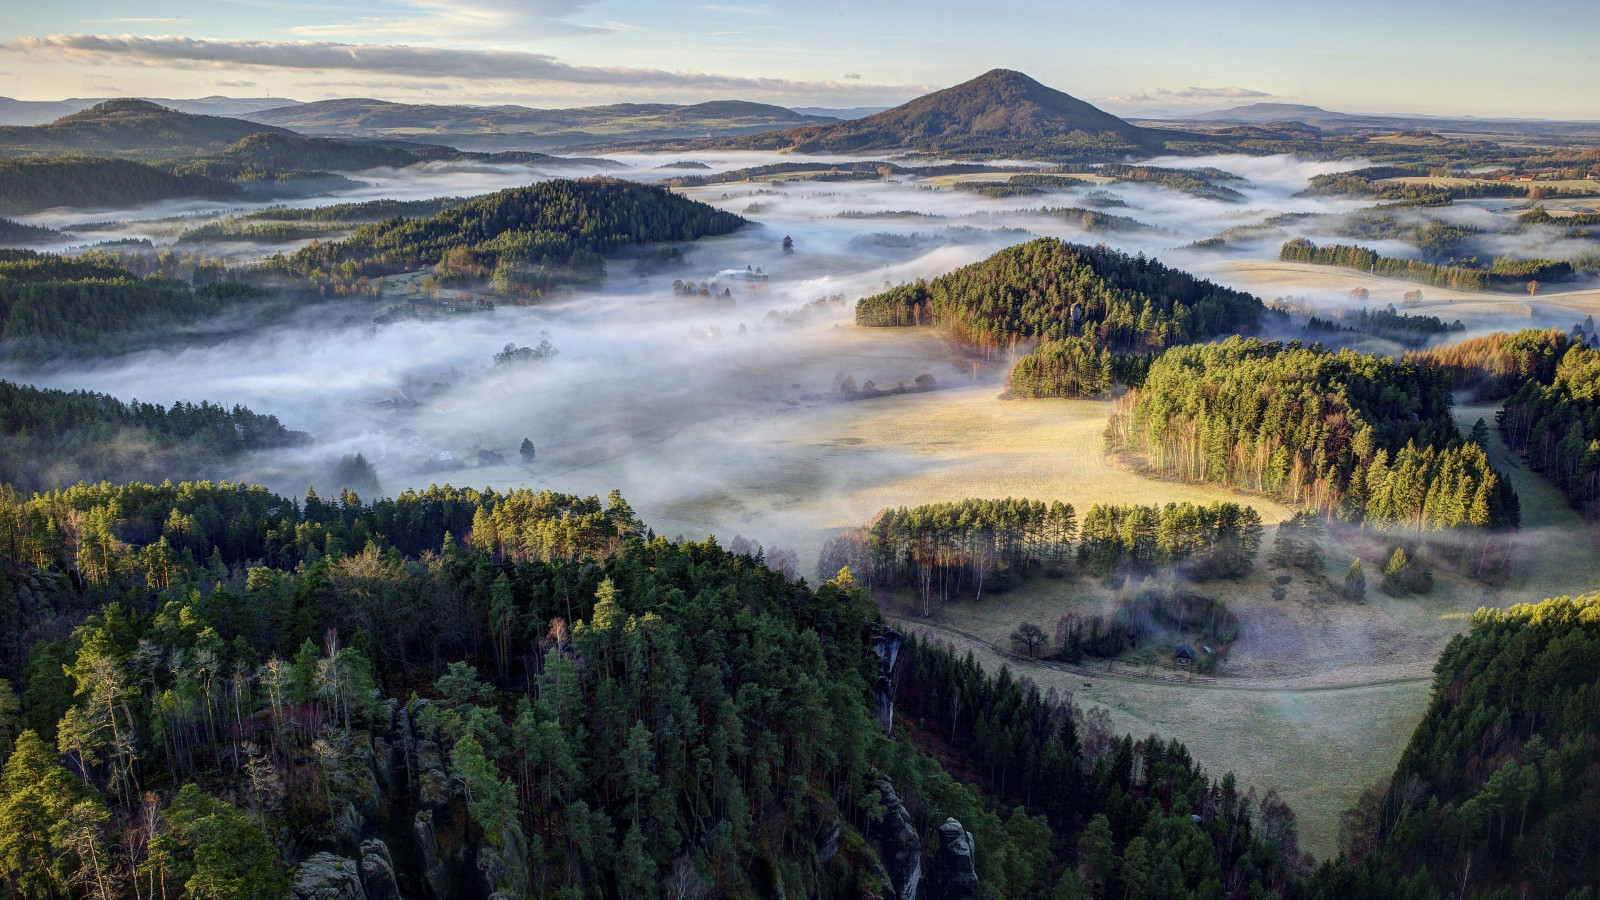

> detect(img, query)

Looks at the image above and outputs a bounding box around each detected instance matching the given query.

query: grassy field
[1224,259,1600,319]
[1381,175,1600,195]
[894,614,1428,858]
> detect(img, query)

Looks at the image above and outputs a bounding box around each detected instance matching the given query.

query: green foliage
[855,238,1262,355]
[268,177,747,285]
[1500,342,1600,515]
[162,784,289,900]
[1344,558,1367,600]
[1109,336,1520,531]
[1340,593,1600,897]
[0,379,306,493]
[0,156,240,215]
[1007,337,1113,398]
[0,218,63,245]
[1281,237,1574,290]
[0,248,264,354]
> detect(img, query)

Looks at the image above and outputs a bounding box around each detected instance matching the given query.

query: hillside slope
[0,98,289,158]
[694,69,1170,158]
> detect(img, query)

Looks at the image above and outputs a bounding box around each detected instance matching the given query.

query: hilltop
[622,69,1176,159]
[0,98,290,158]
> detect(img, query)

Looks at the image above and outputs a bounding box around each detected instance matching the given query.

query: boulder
[289,852,367,900]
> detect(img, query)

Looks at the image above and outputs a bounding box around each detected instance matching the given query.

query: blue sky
[1,0,1596,118]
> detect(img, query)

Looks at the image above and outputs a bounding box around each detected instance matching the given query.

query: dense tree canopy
[1107,337,1519,532]
[856,238,1263,358]
[1500,342,1600,516]
[269,178,747,286]
[0,380,307,494]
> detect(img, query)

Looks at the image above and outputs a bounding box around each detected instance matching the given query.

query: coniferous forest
[1107,337,1519,533]
[855,239,1263,355]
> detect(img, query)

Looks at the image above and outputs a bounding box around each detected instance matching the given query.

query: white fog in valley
[10,150,1600,857]
[8,151,1599,571]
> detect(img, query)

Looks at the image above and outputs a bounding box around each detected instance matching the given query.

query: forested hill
[0,380,307,493]
[167,131,428,177]
[0,479,1319,898]
[0,98,291,158]
[1336,593,1600,897]
[271,177,747,282]
[1107,336,1519,532]
[855,237,1264,354]
[0,156,241,215]
[632,69,1174,159]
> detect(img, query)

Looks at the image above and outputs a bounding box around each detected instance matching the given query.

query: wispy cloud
[1106,86,1271,105]
[2,34,909,98]
[206,78,257,87]
[288,0,612,39]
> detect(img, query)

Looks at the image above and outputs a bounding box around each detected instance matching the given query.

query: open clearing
[1224,259,1600,320]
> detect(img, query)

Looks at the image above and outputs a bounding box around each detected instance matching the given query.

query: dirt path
[889,616,1431,694]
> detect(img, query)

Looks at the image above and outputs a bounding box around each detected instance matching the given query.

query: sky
[0,0,1596,119]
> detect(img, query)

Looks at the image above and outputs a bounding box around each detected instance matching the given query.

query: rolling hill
[242,97,836,150]
[620,69,1177,159]
[0,98,290,158]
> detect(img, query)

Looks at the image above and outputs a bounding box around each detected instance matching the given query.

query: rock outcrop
[870,626,903,734]
[869,773,921,900]
[359,840,402,900]
[929,817,981,900]
[288,852,368,900]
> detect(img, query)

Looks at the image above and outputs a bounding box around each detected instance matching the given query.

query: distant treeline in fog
[0,380,306,494]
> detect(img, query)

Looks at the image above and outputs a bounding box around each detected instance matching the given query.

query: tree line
[0,380,307,494]
[1405,328,1572,400]
[1281,238,1573,290]
[819,497,1261,616]
[0,249,261,355]
[1499,342,1600,516]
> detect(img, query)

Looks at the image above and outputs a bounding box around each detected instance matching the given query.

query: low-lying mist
[6,150,1597,566]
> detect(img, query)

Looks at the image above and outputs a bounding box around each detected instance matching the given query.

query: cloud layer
[1106,86,1271,106]
[2,34,910,98]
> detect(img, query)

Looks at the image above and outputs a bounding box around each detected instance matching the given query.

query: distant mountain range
[1161,101,1600,139]
[788,106,889,120]
[237,97,838,151]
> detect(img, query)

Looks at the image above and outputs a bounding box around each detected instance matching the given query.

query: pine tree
[1344,559,1366,601]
